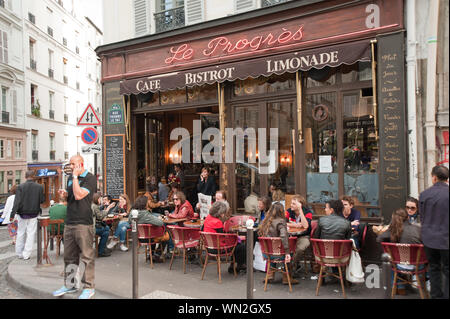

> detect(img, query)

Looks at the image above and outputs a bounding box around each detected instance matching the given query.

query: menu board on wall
[377,32,408,222]
[104,134,126,199]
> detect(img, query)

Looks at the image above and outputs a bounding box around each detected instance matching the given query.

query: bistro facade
[97,0,408,259]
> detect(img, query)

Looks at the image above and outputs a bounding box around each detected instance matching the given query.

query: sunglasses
[405,206,417,210]
[173,198,179,200]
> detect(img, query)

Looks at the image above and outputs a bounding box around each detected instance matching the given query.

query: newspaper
[198,193,212,219]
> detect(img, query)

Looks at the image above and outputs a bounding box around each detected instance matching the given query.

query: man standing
[9,170,44,260]
[53,155,97,299]
[419,165,449,299]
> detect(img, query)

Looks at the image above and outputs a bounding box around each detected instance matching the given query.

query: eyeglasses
[173,198,179,201]
[405,206,417,211]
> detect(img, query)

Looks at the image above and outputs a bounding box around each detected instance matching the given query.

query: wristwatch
[73,175,78,179]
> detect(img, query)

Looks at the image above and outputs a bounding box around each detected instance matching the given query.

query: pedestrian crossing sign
[77,104,101,126]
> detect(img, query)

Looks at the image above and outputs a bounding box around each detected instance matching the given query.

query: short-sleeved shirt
[48,204,67,234]
[66,170,97,225]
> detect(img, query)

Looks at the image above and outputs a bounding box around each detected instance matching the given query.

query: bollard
[246,219,254,299]
[36,216,45,266]
[381,252,392,298]
[130,209,139,299]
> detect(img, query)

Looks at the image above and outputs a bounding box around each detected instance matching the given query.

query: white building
[0,0,27,194]
[22,0,103,205]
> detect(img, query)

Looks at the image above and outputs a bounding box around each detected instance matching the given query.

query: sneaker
[53,286,78,297]
[119,243,128,252]
[107,238,119,249]
[78,288,95,299]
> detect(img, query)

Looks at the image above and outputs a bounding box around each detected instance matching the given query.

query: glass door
[304,92,338,215]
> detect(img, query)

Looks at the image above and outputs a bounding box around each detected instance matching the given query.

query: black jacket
[196,176,217,197]
[314,214,352,240]
[376,221,422,244]
[10,180,45,219]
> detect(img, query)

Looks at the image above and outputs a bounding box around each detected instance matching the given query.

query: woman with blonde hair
[271,189,286,209]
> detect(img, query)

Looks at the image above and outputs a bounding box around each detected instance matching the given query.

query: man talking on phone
[53,155,97,299]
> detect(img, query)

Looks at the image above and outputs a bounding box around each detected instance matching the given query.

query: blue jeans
[114,221,130,243]
[96,225,110,254]
[392,264,425,289]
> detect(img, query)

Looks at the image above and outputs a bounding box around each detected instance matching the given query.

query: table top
[183,220,203,228]
[161,217,187,224]
[287,223,307,235]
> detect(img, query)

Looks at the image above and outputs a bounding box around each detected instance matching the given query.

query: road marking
[140,290,194,299]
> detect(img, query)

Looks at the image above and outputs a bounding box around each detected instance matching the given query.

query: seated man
[146,184,165,215]
[285,195,313,275]
[314,199,352,240]
[92,193,112,257]
[341,196,361,249]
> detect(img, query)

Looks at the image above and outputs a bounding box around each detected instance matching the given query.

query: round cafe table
[287,223,307,235]
[183,220,203,228]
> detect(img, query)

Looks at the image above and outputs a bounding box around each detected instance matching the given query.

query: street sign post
[81,127,99,145]
[82,144,102,154]
[78,104,101,126]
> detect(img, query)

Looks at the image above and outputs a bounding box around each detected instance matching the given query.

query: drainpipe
[424,0,440,187]
[406,0,419,198]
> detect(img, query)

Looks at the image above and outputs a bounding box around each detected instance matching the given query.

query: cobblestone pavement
[0,225,32,299]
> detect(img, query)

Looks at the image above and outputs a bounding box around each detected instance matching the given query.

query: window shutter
[185,0,204,26]
[0,32,3,63]
[2,32,7,64]
[11,89,17,123]
[235,0,256,13]
[134,0,149,36]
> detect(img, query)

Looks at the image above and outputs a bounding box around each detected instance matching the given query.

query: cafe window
[233,74,295,97]
[303,62,379,217]
[160,89,187,105]
[14,140,22,159]
[187,84,218,102]
[15,170,21,186]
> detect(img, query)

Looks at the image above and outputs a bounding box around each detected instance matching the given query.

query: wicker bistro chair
[310,239,353,298]
[300,220,318,274]
[381,242,429,299]
[258,236,298,292]
[167,226,202,274]
[200,232,239,283]
[40,218,64,264]
[137,224,166,268]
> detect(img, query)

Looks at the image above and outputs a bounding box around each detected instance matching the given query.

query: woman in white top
[0,185,18,244]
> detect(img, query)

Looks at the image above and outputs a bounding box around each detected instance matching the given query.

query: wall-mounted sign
[107,104,124,124]
[82,144,102,154]
[81,127,99,145]
[78,104,101,126]
[37,169,58,177]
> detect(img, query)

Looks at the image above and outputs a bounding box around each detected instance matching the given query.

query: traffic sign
[82,144,102,154]
[81,127,99,145]
[78,103,101,126]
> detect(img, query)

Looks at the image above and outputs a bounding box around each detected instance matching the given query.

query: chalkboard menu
[104,134,126,199]
[377,32,407,222]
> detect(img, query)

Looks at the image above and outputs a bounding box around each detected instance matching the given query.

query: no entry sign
[81,127,99,145]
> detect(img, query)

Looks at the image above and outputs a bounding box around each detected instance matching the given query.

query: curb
[6,259,125,299]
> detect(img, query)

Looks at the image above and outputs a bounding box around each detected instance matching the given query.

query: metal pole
[131,210,139,299]
[381,252,392,298]
[36,216,43,266]
[246,220,254,299]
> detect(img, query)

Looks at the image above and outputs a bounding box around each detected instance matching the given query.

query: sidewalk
[6,241,424,300]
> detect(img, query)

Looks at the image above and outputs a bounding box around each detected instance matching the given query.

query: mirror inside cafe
[129,61,380,217]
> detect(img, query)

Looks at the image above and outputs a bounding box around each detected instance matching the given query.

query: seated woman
[202,201,246,273]
[377,208,422,295]
[258,202,298,285]
[405,196,420,225]
[256,196,272,224]
[271,189,286,209]
[106,193,132,252]
[168,191,195,220]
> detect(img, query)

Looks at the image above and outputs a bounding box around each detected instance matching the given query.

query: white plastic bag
[346,240,365,283]
[253,242,267,272]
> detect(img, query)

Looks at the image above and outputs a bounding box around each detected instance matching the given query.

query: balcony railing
[63,75,68,84]
[48,68,54,78]
[64,113,68,122]
[1,111,9,124]
[30,59,37,70]
[154,6,185,33]
[32,150,38,161]
[50,150,55,160]
[49,110,55,119]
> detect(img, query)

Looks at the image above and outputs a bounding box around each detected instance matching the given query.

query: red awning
[120,40,371,95]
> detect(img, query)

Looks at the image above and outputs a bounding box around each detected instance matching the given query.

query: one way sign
[77,104,101,126]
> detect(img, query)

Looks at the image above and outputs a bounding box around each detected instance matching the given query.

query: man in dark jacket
[10,170,44,260]
[419,165,449,299]
[196,167,217,197]
[314,200,352,240]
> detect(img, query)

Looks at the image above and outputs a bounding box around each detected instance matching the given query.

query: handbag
[154,231,170,243]
[8,220,18,238]
[253,241,267,272]
[346,239,365,283]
